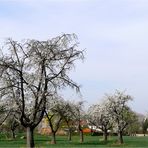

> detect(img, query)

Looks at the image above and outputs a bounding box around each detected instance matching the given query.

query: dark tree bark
[51,132,56,144]
[10,119,19,139]
[11,129,16,139]
[103,128,108,141]
[79,129,84,143]
[45,110,62,144]
[26,127,35,148]
[67,128,72,141]
[66,120,73,141]
[118,131,123,144]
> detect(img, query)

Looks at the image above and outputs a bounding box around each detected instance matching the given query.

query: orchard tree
[46,99,85,143]
[70,101,85,143]
[106,90,135,144]
[0,34,84,148]
[0,99,11,127]
[45,96,71,144]
[125,115,140,136]
[3,112,20,139]
[47,98,76,142]
[88,101,112,141]
[62,100,76,141]
[141,118,148,136]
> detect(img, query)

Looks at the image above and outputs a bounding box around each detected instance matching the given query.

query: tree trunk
[80,130,84,143]
[51,132,56,144]
[144,132,146,136]
[118,131,123,144]
[26,127,35,148]
[103,129,108,141]
[11,129,15,139]
[67,128,72,141]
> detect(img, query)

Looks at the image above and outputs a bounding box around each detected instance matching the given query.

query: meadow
[0,134,148,147]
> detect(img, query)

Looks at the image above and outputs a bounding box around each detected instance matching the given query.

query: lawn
[0,133,148,147]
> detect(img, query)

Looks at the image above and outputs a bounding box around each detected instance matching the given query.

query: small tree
[126,115,140,136]
[70,101,85,143]
[0,100,11,128]
[3,116,20,139]
[142,118,148,136]
[62,101,76,141]
[88,102,112,141]
[106,90,134,144]
[45,96,70,144]
[48,99,76,141]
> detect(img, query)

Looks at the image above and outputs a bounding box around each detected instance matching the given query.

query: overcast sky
[0,0,148,113]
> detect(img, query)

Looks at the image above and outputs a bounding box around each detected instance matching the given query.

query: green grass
[0,134,148,147]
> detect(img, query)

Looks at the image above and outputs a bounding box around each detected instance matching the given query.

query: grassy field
[0,133,148,147]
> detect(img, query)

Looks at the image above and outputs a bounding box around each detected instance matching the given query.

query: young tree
[45,96,69,144]
[0,34,84,147]
[142,118,148,136]
[70,101,85,143]
[106,90,135,144]
[2,113,20,139]
[0,100,11,127]
[88,102,112,141]
[62,101,76,141]
[47,98,76,142]
[125,115,140,136]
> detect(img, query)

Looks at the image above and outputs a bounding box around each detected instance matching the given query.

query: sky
[0,0,148,113]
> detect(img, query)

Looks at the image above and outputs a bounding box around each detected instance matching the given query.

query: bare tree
[106,90,135,144]
[0,34,84,148]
